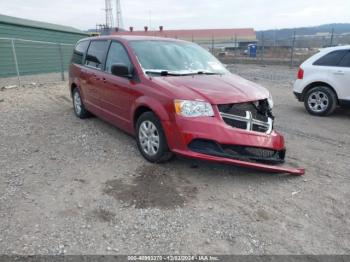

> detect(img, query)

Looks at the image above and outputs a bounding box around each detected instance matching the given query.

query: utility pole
[57,43,65,81]
[261,32,265,64]
[330,27,334,46]
[11,40,21,87]
[290,31,296,68]
[231,36,234,55]
[234,34,238,57]
[211,35,215,54]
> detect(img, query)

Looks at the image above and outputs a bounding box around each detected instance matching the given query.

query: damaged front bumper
[172,148,305,176]
[163,99,305,176]
[188,139,285,164]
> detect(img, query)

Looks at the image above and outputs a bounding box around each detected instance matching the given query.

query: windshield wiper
[194,70,222,75]
[145,70,223,76]
[145,70,184,76]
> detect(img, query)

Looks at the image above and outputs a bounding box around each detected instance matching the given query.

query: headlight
[267,93,274,109]
[174,99,214,117]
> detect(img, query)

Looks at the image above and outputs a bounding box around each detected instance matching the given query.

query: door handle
[102,78,107,83]
[334,71,345,75]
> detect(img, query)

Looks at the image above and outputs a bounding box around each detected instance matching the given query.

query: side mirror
[111,64,132,78]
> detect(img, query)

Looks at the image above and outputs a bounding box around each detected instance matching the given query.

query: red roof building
[111,27,256,47]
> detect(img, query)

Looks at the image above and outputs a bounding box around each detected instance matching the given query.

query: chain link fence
[227,64,297,83]
[195,33,350,68]
[1,33,350,88]
[0,38,74,88]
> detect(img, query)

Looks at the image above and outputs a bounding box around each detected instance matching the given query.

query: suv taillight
[297,68,304,80]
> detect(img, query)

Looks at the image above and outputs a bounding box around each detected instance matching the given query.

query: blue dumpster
[248,44,257,58]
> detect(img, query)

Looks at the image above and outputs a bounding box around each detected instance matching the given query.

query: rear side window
[338,51,350,67]
[85,40,109,69]
[105,41,132,73]
[72,41,89,65]
[313,50,347,66]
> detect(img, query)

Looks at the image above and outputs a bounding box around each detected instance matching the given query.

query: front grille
[188,139,285,164]
[222,145,277,159]
[223,117,247,130]
[218,100,273,134]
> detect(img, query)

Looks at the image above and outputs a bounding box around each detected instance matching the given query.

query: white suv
[293,46,350,116]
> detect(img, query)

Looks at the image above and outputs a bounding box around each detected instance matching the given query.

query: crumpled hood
[151,73,270,104]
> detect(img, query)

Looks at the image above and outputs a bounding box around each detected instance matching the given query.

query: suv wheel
[136,112,173,163]
[304,86,337,116]
[72,88,91,118]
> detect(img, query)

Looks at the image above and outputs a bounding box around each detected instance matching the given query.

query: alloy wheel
[138,120,160,156]
[307,91,329,113]
[73,91,82,115]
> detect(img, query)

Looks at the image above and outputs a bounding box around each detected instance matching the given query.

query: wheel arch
[133,106,154,127]
[131,97,169,128]
[70,82,87,103]
[70,83,78,96]
[302,82,339,104]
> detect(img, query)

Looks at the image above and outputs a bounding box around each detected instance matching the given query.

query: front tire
[136,112,173,163]
[304,86,337,116]
[72,88,91,119]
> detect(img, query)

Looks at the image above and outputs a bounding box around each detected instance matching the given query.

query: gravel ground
[0,72,67,90]
[0,64,349,255]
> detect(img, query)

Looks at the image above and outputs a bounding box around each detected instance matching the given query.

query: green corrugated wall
[0,39,16,77]
[0,21,88,77]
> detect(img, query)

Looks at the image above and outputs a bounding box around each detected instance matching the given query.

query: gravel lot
[0,64,349,255]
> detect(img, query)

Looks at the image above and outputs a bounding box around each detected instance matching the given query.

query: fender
[302,68,335,92]
[70,78,87,104]
[303,72,331,90]
[69,69,86,102]
[131,95,171,123]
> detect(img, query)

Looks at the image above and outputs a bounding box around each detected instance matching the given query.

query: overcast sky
[1,0,349,31]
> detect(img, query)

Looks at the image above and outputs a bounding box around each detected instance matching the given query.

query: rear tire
[72,88,91,119]
[136,112,174,163]
[304,86,337,116]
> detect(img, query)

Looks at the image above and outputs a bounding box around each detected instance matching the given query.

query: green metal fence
[0,38,75,86]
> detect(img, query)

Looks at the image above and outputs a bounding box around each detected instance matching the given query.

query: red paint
[69,36,305,175]
[112,28,256,40]
[172,149,305,176]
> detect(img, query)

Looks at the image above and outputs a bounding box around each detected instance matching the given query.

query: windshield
[129,40,229,76]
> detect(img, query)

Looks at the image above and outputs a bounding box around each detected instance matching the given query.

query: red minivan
[69,36,304,175]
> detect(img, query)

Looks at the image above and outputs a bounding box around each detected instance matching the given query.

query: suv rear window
[85,40,109,70]
[72,41,89,65]
[313,50,347,66]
